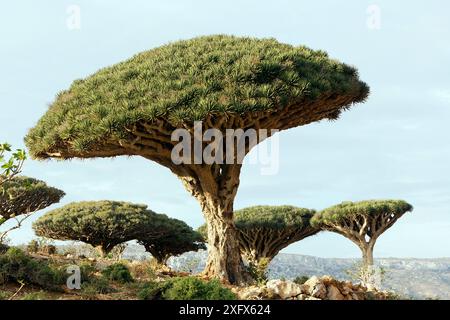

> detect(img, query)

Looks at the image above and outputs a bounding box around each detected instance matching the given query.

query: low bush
[0,247,65,290]
[102,263,133,283]
[79,262,97,283]
[293,276,309,285]
[21,291,48,300]
[81,277,114,298]
[246,258,270,286]
[0,290,9,300]
[138,281,169,300]
[138,277,236,300]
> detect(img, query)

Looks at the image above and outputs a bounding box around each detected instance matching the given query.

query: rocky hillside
[122,245,450,299]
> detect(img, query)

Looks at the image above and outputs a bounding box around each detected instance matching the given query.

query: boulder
[303,276,327,299]
[327,285,345,300]
[239,286,264,300]
[266,279,302,299]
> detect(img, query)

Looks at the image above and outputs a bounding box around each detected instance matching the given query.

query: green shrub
[81,276,114,298]
[102,263,133,283]
[0,248,65,290]
[138,281,169,300]
[293,276,309,285]
[163,277,236,300]
[79,262,97,283]
[138,277,236,300]
[21,291,48,300]
[0,290,9,300]
[27,240,39,254]
[246,258,269,286]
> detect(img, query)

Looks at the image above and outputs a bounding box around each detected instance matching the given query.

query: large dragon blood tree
[25,35,369,284]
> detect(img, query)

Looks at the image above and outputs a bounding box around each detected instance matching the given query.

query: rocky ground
[236,276,396,300]
[17,244,448,300]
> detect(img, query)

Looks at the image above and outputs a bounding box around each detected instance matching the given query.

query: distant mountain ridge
[123,245,450,299]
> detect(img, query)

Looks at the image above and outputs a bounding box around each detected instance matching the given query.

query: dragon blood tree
[138,215,205,266]
[0,176,64,242]
[33,201,172,257]
[312,200,413,267]
[25,35,369,284]
[199,205,318,268]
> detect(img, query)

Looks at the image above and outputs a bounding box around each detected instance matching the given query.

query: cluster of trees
[24,35,370,284]
[197,201,412,281]
[0,35,412,286]
[1,145,204,265]
[32,201,205,263]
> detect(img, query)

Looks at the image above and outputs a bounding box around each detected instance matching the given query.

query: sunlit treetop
[234,205,317,230]
[311,200,413,227]
[0,176,65,221]
[25,35,369,160]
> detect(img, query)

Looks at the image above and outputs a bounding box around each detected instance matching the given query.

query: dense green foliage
[0,248,65,290]
[102,263,134,283]
[81,277,114,297]
[25,35,368,159]
[311,200,413,227]
[138,281,169,300]
[138,277,236,300]
[138,216,205,265]
[0,176,65,222]
[33,201,203,259]
[33,201,164,255]
[198,205,317,233]
[234,205,316,229]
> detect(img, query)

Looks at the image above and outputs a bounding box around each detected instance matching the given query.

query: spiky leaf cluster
[33,201,162,253]
[25,35,369,159]
[0,176,64,222]
[33,200,204,258]
[311,200,413,228]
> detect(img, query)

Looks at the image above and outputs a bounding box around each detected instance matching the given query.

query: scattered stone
[237,276,390,300]
[266,279,302,299]
[327,285,345,300]
[304,276,327,299]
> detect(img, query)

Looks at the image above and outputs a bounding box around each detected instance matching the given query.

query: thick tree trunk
[362,246,374,267]
[173,163,252,285]
[360,242,377,290]
[96,245,107,258]
[201,202,252,285]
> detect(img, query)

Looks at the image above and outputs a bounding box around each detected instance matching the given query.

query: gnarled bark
[176,163,252,285]
[201,203,249,284]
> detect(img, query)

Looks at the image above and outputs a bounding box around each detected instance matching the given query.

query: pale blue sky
[1,0,449,258]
